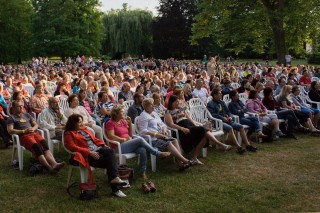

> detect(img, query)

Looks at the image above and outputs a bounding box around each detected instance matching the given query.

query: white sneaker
[121,180,131,188]
[113,190,126,198]
[111,177,127,186]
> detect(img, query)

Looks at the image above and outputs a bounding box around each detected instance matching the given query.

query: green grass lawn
[0,133,320,213]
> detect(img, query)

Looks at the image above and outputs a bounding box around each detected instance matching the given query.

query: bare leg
[38,155,54,170]
[167,142,189,164]
[192,136,208,159]
[239,128,250,146]
[44,150,65,171]
[226,129,241,148]
[205,131,227,147]
[313,113,320,127]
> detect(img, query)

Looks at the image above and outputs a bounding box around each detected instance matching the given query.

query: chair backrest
[123,100,134,113]
[23,86,35,97]
[47,82,57,95]
[188,98,205,108]
[189,105,211,123]
[206,96,213,105]
[56,95,69,112]
[299,85,308,94]
[231,82,240,89]
[311,77,319,82]
[223,94,230,105]
[112,90,120,104]
[239,93,248,103]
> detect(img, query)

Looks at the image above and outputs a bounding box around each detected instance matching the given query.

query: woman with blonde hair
[278,85,320,134]
[182,83,193,102]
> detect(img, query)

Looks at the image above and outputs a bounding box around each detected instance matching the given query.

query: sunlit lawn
[0,132,320,212]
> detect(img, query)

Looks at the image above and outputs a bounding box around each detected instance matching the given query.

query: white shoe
[111,177,127,186]
[121,180,131,188]
[113,190,126,198]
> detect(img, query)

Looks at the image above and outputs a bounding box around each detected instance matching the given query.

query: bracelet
[123,138,126,142]
[22,130,25,134]
[153,132,157,138]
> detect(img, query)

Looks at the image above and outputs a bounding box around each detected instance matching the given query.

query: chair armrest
[209,117,223,131]
[231,115,240,123]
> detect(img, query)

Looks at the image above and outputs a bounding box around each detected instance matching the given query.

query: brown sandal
[142,183,151,193]
[148,181,156,192]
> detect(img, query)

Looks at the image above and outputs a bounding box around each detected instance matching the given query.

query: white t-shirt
[192,88,208,103]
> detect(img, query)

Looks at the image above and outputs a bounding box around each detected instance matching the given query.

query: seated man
[37,97,67,141]
[127,93,144,123]
[207,88,257,154]
[7,101,65,173]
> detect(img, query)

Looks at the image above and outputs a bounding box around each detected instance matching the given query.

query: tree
[152,0,202,59]
[102,4,153,58]
[0,0,33,63]
[31,0,102,58]
[191,0,320,64]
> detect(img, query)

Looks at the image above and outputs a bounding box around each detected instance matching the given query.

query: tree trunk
[261,0,286,65]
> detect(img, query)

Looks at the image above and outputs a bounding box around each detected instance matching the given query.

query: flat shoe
[148,181,156,192]
[142,183,151,193]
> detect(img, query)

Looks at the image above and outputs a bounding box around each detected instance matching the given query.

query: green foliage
[102,6,153,58]
[152,0,207,59]
[191,0,320,63]
[307,53,320,64]
[0,0,33,63]
[31,0,103,57]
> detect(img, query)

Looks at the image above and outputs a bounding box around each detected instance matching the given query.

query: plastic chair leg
[79,166,89,183]
[151,155,156,172]
[202,148,207,158]
[18,146,24,171]
[67,166,73,187]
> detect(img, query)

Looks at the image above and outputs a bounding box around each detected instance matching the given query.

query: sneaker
[286,134,298,140]
[276,130,286,137]
[121,180,131,188]
[111,177,127,186]
[246,145,257,152]
[113,190,126,198]
[236,147,246,155]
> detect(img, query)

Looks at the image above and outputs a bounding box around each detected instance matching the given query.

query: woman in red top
[64,114,128,197]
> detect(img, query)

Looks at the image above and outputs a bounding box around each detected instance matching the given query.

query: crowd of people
[1,56,320,197]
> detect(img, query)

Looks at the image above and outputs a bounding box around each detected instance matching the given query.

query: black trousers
[88,147,119,192]
[0,119,12,143]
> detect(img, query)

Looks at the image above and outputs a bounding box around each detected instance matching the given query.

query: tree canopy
[0,0,33,63]
[31,0,103,58]
[102,4,153,58]
[191,0,320,63]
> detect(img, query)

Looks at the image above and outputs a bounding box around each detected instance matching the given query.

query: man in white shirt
[192,79,208,103]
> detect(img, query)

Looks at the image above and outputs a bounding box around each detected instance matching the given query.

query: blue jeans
[223,121,243,133]
[240,116,262,132]
[120,137,160,173]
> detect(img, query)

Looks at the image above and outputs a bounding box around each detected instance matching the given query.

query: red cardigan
[64,127,105,168]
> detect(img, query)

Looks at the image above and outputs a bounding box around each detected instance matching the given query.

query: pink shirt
[105,119,130,139]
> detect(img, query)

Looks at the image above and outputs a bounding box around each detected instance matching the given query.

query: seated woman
[54,82,70,97]
[262,87,304,139]
[64,114,128,198]
[228,90,266,138]
[137,98,191,171]
[151,93,166,117]
[78,89,95,118]
[237,79,253,94]
[0,104,12,147]
[65,94,103,140]
[7,101,64,173]
[308,81,320,105]
[246,90,285,139]
[291,85,320,127]
[278,85,320,134]
[105,105,170,179]
[165,95,232,164]
[8,91,31,114]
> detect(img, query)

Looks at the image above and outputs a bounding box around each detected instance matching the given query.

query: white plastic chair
[223,94,231,105]
[311,77,319,82]
[123,100,134,114]
[23,85,35,97]
[300,92,320,109]
[11,129,44,171]
[62,130,95,187]
[231,82,240,89]
[134,116,158,172]
[41,128,61,155]
[112,90,120,104]
[239,93,248,103]
[47,81,57,95]
[102,122,138,165]
[56,95,69,113]
[188,98,205,108]
[206,96,213,105]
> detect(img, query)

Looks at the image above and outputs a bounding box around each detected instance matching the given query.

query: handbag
[118,164,134,184]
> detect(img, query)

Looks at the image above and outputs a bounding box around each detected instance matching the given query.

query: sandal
[147,181,156,192]
[142,183,151,193]
[178,163,190,172]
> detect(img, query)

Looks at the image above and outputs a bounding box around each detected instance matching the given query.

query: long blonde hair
[279,85,292,99]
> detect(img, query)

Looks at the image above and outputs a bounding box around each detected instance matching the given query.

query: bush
[307,53,320,64]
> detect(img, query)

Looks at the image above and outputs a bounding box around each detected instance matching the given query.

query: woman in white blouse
[64,94,103,140]
[136,98,192,171]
